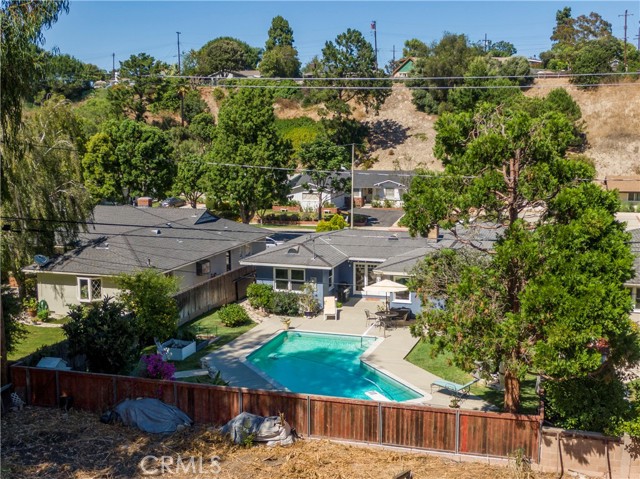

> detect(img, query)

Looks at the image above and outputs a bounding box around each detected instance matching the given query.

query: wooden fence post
[306,396,311,438]
[55,370,60,407]
[378,402,383,444]
[25,368,31,405]
[455,409,460,454]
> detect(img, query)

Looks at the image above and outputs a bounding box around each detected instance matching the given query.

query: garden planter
[160,339,196,361]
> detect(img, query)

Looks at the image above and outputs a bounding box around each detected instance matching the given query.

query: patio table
[375,311,399,319]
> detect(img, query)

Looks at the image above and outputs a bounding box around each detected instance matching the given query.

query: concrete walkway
[202,298,494,411]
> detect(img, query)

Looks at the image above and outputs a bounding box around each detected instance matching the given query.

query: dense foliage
[63,297,139,374]
[218,303,251,327]
[116,269,180,345]
[247,283,274,310]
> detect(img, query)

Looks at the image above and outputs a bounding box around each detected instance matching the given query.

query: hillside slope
[361,79,640,176]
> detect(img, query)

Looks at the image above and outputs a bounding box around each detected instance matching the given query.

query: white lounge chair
[323,297,337,320]
[430,377,479,398]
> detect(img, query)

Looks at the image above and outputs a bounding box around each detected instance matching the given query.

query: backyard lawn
[406,340,539,414]
[8,325,66,361]
[171,309,256,372]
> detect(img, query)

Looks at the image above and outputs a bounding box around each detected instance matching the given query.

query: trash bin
[337,283,350,303]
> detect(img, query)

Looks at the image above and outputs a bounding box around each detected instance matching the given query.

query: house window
[196,260,211,276]
[328,268,334,290]
[226,251,232,272]
[78,277,101,302]
[628,192,640,202]
[274,268,305,291]
[384,187,395,199]
[393,276,411,303]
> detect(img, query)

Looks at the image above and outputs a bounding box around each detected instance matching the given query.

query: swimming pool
[246,331,423,402]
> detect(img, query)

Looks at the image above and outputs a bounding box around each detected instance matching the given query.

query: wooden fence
[173,266,255,324]
[10,365,543,462]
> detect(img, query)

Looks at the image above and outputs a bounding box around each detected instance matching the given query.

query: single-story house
[288,172,349,211]
[391,57,416,78]
[606,175,640,206]
[353,170,415,207]
[25,205,269,316]
[240,226,496,314]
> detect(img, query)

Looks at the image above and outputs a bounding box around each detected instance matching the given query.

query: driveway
[353,208,404,228]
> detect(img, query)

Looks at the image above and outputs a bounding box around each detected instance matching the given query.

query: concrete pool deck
[201,298,496,411]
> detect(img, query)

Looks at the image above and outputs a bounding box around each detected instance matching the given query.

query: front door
[354,262,378,294]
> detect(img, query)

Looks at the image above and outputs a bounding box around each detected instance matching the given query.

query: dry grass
[1,406,555,479]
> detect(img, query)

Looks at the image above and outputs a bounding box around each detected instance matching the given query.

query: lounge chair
[430,377,479,398]
[324,297,337,320]
[364,309,375,326]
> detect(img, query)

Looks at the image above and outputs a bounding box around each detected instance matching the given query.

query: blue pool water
[247,331,422,402]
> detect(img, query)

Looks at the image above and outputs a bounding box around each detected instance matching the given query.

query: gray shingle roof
[27,206,268,276]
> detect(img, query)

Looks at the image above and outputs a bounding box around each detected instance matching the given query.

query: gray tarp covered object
[220,412,297,446]
[112,398,193,434]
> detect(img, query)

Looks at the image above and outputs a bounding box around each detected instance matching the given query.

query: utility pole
[619,10,634,72]
[350,143,355,230]
[112,53,115,82]
[177,31,184,126]
[371,20,378,69]
[392,44,395,63]
[635,21,640,50]
[483,33,489,52]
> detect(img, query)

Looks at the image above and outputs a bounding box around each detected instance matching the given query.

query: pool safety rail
[9,365,542,462]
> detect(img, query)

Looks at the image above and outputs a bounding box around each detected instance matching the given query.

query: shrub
[383,199,393,208]
[247,283,274,310]
[142,353,176,380]
[63,297,139,374]
[270,291,300,316]
[36,309,49,322]
[219,303,251,327]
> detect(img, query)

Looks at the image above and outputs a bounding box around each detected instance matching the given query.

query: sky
[43,1,640,72]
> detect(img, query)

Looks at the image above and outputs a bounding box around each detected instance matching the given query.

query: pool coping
[240,329,431,403]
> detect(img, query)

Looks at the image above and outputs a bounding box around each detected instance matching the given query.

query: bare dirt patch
[1,406,553,479]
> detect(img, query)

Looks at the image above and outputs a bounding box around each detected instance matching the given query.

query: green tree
[265,15,294,50]
[82,119,174,203]
[487,40,517,57]
[39,52,105,100]
[109,53,167,121]
[297,138,350,220]
[63,297,139,374]
[313,28,391,119]
[409,33,484,113]
[403,94,604,412]
[194,37,261,75]
[260,45,301,78]
[1,96,93,292]
[116,269,179,346]
[570,36,623,86]
[0,0,69,139]
[207,88,293,223]
[403,38,430,58]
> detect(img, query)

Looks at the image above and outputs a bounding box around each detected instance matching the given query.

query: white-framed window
[628,192,640,202]
[274,268,305,291]
[78,277,102,302]
[392,276,411,303]
[384,187,395,199]
[631,287,640,312]
[328,268,334,290]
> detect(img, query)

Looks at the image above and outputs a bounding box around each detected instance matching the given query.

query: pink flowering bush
[142,353,176,380]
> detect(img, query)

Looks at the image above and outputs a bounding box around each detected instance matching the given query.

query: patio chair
[364,309,375,326]
[324,296,337,320]
[430,377,479,399]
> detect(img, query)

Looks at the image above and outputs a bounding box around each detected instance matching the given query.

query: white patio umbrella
[362,279,408,309]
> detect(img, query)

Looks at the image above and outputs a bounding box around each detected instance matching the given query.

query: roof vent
[94,243,109,250]
[286,246,300,255]
[151,229,161,235]
[166,223,172,228]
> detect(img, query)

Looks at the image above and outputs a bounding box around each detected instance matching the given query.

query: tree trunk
[317,192,324,221]
[1,296,7,385]
[503,369,521,413]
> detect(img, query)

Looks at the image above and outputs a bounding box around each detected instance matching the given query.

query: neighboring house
[240,226,495,313]
[206,70,261,85]
[25,205,268,315]
[391,57,416,78]
[353,170,415,207]
[627,228,640,325]
[606,175,640,208]
[288,173,348,211]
